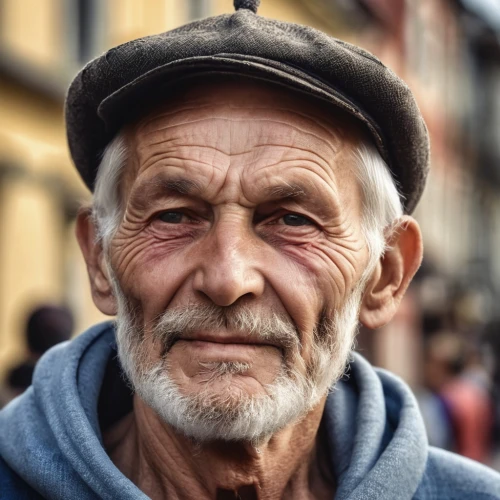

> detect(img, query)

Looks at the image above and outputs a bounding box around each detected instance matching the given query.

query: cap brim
[98,54,390,167]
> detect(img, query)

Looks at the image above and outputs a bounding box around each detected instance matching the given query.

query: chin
[191,376,268,400]
[130,361,318,444]
[173,359,275,400]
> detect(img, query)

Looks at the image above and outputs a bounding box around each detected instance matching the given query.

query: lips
[169,337,281,363]
[162,333,275,357]
[179,332,277,347]
[178,339,277,355]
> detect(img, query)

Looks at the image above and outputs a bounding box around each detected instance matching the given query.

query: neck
[104,395,334,499]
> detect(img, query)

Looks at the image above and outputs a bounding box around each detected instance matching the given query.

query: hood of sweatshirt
[0,322,429,499]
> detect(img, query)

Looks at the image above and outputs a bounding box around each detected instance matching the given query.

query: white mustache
[151,303,301,353]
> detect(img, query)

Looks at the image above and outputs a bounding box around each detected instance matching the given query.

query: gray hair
[353,143,404,266]
[92,132,403,271]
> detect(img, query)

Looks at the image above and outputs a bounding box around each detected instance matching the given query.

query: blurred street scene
[1,0,500,469]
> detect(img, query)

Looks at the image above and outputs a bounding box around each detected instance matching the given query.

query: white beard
[112,279,363,444]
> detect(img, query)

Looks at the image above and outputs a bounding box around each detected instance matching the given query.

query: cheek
[112,233,198,321]
[272,238,366,311]
[266,239,366,365]
[111,219,367,353]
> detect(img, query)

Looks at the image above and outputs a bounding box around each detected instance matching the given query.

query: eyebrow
[133,175,202,199]
[130,175,337,218]
[264,183,308,200]
[138,177,311,201]
[149,176,202,195]
[263,181,340,220]
[127,175,204,211]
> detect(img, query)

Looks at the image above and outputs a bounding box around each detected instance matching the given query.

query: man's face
[106,80,372,441]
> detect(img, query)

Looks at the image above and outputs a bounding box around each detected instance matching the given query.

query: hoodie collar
[326,355,428,499]
[0,322,428,499]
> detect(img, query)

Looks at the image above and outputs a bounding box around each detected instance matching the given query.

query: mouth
[179,333,278,347]
[170,333,283,358]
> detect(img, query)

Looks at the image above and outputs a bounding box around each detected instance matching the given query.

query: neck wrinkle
[105,394,334,499]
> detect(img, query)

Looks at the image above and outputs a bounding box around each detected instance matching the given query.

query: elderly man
[1,1,500,499]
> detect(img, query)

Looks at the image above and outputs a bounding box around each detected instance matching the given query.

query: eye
[158,211,184,224]
[282,213,314,226]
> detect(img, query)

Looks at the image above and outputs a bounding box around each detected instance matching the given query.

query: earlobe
[75,208,117,316]
[359,217,422,329]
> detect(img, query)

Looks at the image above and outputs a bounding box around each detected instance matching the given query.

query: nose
[192,220,265,307]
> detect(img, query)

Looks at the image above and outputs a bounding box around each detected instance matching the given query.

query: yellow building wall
[0,183,63,369]
[105,0,341,48]
[1,0,62,70]
[0,78,99,377]
[108,0,189,45]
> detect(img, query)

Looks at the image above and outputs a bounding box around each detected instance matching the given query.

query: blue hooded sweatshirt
[0,322,499,499]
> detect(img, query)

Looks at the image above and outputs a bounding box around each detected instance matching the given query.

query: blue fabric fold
[1,321,499,499]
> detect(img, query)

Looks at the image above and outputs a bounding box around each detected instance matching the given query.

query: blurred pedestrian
[482,319,500,469]
[4,305,74,400]
[424,332,494,463]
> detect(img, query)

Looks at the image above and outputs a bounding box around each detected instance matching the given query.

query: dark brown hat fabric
[65,0,429,213]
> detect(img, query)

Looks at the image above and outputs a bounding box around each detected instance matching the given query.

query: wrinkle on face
[110,79,370,388]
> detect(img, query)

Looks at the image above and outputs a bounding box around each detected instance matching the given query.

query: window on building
[66,0,106,66]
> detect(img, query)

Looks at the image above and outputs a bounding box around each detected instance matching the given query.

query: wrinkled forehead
[131,76,368,141]
[121,77,370,191]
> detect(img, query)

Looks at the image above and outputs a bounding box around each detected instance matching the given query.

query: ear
[75,207,117,316]
[359,216,422,329]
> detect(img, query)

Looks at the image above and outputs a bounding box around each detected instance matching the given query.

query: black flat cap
[65,0,429,213]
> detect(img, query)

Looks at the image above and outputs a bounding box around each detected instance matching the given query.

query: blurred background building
[1,0,500,467]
